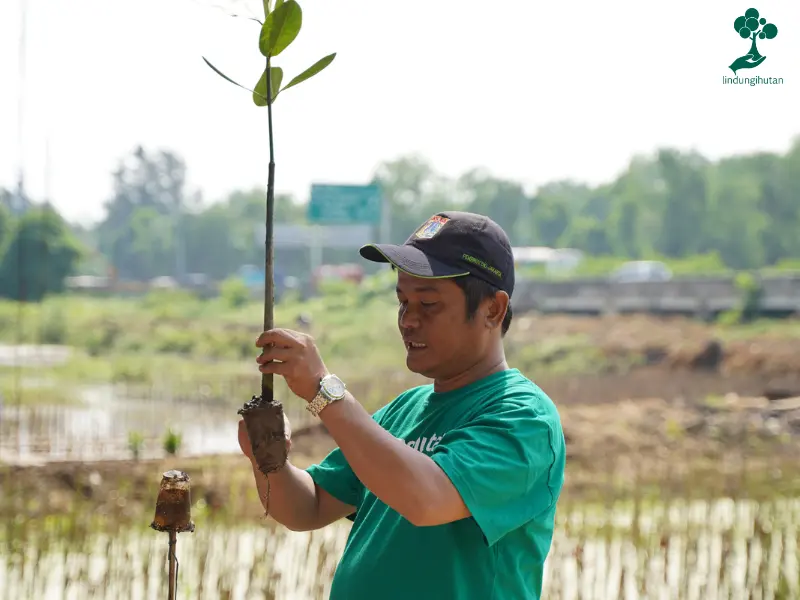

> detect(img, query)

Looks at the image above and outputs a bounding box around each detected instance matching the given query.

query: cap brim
[359,244,470,279]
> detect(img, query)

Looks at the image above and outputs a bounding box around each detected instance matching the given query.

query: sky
[1,0,799,225]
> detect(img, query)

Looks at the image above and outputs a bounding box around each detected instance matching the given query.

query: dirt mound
[561,394,800,460]
[514,313,800,376]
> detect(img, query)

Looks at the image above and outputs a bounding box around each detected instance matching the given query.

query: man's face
[395,270,490,379]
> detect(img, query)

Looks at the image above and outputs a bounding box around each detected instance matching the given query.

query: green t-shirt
[305,368,566,600]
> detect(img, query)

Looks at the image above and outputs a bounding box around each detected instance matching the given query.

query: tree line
[1,136,799,301]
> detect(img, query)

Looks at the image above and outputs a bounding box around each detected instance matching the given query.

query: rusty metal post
[167,531,178,600]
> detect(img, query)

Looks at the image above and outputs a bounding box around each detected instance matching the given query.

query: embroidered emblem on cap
[415,215,450,239]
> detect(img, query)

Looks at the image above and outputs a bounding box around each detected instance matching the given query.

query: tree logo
[729,8,778,75]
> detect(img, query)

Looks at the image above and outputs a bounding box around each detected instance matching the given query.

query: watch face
[322,375,346,399]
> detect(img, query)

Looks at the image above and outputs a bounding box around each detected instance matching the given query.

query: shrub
[163,428,182,456]
[219,277,251,309]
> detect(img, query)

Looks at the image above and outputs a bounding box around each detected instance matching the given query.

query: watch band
[306,374,345,417]
[306,393,329,417]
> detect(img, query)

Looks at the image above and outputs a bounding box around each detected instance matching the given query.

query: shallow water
[0,385,315,464]
[0,344,72,368]
[1,498,797,600]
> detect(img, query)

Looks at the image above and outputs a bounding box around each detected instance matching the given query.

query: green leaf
[271,66,284,101]
[259,0,302,58]
[253,66,283,106]
[280,53,336,93]
[274,0,285,9]
[203,57,263,97]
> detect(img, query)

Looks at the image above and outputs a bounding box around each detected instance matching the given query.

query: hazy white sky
[1,0,798,225]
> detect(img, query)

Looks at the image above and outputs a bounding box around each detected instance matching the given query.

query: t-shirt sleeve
[304,399,398,518]
[429,396,563,547]
[305,446,363,510]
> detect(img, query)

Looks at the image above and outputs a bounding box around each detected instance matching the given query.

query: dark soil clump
[238,396,288,476]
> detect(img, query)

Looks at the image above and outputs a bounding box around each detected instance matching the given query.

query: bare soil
[0,425,339,525]
[515,313,800,403]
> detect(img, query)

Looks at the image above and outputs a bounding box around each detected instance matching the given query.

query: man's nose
[399,305,421,329]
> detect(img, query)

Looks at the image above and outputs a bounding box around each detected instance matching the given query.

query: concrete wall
[514,275,800,317]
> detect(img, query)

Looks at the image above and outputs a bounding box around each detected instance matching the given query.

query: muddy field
[3,314,800,521]
[0,427,338,525]
[523,314,800,471]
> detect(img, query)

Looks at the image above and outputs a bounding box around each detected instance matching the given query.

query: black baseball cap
[359,211,515,298]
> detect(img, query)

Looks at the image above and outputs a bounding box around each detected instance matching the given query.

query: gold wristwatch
[306,374,346,417]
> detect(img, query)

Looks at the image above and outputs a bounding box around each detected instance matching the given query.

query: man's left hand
[255,329,328,402]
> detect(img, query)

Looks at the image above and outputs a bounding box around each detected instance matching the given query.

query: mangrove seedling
[201,0,336,503]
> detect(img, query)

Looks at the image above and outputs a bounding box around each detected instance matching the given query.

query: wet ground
[0,382,316,466]
[0,344,72,368]
[2,314,799,466]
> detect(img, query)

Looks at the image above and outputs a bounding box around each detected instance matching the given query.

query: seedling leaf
[259,0,302,58]
[253,66,284,106]
[203,57,263,101]
[280,52,336,93]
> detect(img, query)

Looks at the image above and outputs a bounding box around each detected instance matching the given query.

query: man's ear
[485,291,509,330]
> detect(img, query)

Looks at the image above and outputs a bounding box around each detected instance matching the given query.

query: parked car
[609,261,672,283]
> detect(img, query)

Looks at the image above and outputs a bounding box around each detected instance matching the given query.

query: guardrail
[514,274,800,317]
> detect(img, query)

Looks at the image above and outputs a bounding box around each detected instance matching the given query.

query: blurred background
[1,0,799,598]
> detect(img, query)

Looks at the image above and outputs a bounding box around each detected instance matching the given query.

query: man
[238,211,566,599]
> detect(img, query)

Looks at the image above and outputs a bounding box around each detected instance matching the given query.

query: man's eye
[421,301,437,307]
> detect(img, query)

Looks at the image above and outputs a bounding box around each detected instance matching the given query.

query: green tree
[607,198,642,258]
[183,204,239,279]
[0,201,12,259]
[654,149,710,257]
[559,216,613,256]
[527,195,570,247]
[531,181,591,248]
[0,205,84,301]
[603,156,663,257]
[457,168,530,241]
[706,160,767,269]
[180,188,305,280]
[372,155,458,244]
[761,138,800,263]
[83,138,800,279]
[96,146,187,281]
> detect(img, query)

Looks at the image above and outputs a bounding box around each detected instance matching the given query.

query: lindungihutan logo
[723,8,783,86]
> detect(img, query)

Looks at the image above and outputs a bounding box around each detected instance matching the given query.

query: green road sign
[308,183,382,225]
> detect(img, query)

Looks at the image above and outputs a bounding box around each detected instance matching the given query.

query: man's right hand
[238,413,293,462]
